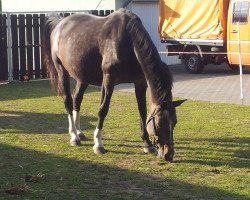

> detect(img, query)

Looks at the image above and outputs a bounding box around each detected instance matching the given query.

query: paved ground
[115,64,250,106]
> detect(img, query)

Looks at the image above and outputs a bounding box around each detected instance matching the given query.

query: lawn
[0,80,249,200]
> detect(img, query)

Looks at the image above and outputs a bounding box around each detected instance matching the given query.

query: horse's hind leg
[134,82,156,154]
[93,74,114,154]
[55,63,81,146]
[73,81,88,141]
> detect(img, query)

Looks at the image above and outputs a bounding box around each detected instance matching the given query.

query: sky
[2,0,115,12]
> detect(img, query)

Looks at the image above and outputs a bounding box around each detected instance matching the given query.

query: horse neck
[143,62,172,105]
[126,17,172,104]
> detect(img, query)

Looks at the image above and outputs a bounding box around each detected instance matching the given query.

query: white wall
[2,0,116,12]
[132,1,180,65]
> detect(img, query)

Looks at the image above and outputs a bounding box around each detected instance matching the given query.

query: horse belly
[86,64,103,86]
[110,63,145,85]
[75,62,103,86]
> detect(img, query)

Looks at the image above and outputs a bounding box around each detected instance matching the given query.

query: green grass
[0,80,249,200]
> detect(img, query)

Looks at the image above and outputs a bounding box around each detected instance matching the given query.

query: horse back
[52,10,144,85]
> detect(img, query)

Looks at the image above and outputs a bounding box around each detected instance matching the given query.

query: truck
[159,0,250,73]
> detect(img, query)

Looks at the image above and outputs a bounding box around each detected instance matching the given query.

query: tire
[184,54,205,74]
[229,64,241,71]
[228,64,245,73]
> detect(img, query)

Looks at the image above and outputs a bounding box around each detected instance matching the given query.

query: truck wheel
[228,65,239,74]
[184,54,204,74]
[228,64,241,71]
[228,64,245,74]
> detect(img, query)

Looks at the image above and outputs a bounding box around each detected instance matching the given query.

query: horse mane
[125,13,173,103]
[42,13,62,91]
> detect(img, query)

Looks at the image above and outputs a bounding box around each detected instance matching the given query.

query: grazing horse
[43,9,185,161]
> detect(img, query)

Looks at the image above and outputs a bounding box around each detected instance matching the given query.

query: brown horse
[43,9,185,161]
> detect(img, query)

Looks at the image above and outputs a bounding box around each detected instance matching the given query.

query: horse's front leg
[93,74,114,154]
[134,82,156,154]
[73,82,88,141]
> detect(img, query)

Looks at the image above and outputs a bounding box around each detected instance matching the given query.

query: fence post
[7,12,13,82]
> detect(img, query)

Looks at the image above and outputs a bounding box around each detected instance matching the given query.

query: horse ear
[173,99,187,107]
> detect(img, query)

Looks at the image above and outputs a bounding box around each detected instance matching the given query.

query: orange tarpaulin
[159,0,230,41]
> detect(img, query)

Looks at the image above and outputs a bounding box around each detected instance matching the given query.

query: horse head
[146,99,186,161]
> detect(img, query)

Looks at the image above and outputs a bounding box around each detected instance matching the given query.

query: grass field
[0,80,249,200]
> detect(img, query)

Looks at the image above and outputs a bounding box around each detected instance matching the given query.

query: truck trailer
[159,0,250,73]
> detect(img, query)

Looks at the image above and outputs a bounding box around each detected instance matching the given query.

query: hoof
[93,146,107,154]
[78,133,87,141]
[143,146,157,154]
[70,139,81,146]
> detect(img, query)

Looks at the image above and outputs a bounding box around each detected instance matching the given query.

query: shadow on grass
[0,110,97,134]
[0,80,99,101]
[0,143,248,200]
[177,137,250,169]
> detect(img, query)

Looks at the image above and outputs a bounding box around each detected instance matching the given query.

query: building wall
[115,0,132,10]
[131,1,180,65]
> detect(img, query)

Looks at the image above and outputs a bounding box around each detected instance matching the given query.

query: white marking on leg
[93,128,104,149]
[73,110,82,135]
[68,114,79,141]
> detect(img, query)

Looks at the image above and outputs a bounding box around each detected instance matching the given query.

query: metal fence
[0,10,113,82]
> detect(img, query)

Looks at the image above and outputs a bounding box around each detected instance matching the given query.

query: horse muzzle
[157,144,174,162]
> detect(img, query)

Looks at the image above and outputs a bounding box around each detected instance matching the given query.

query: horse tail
[42,13,61,90]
